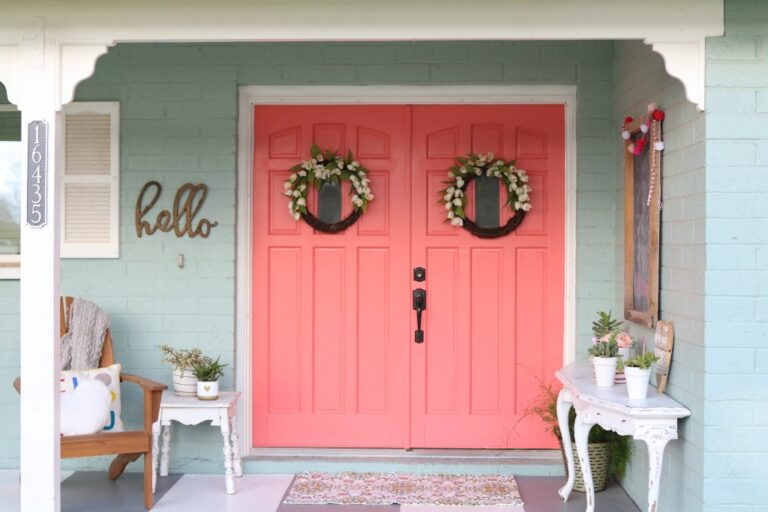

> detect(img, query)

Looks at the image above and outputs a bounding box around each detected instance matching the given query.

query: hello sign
[135,181,218,238]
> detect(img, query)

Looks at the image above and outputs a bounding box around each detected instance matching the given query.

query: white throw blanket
[60,298,111,371]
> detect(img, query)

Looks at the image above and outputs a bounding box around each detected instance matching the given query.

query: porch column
[16,35,63,512]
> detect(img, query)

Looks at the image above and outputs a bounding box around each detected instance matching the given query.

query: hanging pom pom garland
[620,103,666,207]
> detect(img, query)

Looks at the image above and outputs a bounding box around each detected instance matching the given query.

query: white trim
[236,85,578,456]
[0,104,20,279]
[59,101,120,259]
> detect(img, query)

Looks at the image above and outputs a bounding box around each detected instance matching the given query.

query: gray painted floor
[62,471,182,512]
[0,470,640,512]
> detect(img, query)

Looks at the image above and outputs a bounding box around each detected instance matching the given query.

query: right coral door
[409,105,565,448]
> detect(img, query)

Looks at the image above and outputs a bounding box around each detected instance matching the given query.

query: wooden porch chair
[13,297,167,509]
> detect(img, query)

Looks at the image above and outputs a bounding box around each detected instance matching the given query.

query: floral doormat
[282,472,525,507]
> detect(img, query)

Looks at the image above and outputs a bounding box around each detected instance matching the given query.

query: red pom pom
[652,110,665,122]
[636,136,647,152]
[624,116,634,125]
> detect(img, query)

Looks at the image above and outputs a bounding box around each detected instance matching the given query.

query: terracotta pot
[624,366,652,399]
[592,357,618,387]
[197,380,219,401]
[172,368,198,397]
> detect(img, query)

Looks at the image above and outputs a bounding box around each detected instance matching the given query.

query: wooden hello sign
[135,181,218,238]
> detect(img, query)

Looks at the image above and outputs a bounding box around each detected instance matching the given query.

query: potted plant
[159,345,206,397]
[592,311,633,360]
[623,352,660,400]
[526,382,632,492]
[192,356,227,401]
[588,329,619,387]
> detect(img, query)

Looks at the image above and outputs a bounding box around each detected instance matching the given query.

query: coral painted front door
[252,104,564,449]
[409,105,565,448]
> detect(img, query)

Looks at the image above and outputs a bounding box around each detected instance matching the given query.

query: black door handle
[412,288,426,343]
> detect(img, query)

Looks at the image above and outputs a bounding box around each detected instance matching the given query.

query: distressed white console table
[555,362,690,512]
[152,391,243,494]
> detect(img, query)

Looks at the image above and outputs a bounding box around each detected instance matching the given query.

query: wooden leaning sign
[26,121,48,228]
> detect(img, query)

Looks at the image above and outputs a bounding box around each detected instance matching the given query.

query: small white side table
[152,390,243,494]
[555,362,690,512]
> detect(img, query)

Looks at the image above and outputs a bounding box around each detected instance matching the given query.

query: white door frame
[236,85,578,455]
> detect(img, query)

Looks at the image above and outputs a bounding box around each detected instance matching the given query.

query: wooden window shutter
[61,102,120,258]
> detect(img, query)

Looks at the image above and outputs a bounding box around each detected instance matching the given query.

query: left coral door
[252,105,411,447]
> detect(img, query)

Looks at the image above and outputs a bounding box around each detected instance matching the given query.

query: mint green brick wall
[0,41,617,472]
[613,41,706,512]
[704,1,768,510]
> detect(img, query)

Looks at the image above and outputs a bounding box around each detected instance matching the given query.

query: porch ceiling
[0,0,723,42]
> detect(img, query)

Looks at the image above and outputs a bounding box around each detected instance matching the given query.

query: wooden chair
[13,297,167,509]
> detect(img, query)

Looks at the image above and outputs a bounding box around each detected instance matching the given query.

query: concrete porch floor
[0,470,639,512]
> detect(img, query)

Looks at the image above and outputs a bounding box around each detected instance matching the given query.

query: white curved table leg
[230,416,243,477]
[574,412,596,512]
[638,427,673,512]
[220,410,236,494]
[151,421,160,494]
[160,423,171,477]
[557,388,575,502]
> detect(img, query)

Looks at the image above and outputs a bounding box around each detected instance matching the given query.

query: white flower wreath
[284,145,374,221]
[439,152,531,227]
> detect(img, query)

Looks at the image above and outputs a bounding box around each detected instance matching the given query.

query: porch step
[242,448,565,476]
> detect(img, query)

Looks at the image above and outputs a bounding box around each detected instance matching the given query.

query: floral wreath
[621,103,665,207]
[284,145,374,233]
[439,153,531,239]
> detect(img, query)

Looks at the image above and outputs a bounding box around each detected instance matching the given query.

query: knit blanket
[60,298,111,371]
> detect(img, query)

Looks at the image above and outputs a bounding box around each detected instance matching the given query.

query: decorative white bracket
[60,44,111,106]
[646,38,706,111]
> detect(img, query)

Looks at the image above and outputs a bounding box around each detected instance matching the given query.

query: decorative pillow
[60,380,111,436]
[60,363,124,432]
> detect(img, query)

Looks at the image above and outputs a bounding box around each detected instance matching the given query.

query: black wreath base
[302,210,361,234]
[454,173,528,239]
[462,212,527,239]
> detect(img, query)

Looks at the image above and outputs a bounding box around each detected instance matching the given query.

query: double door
[252,104,564,448]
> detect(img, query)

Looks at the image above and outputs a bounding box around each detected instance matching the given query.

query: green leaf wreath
[284,144,374,221]
[439,152,531,227]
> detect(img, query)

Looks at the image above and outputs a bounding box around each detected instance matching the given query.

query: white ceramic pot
[624,366,652,399]
[172,369,198,397]
[618,346,632,362]
[197,380,219,401]
[592,357,618,387]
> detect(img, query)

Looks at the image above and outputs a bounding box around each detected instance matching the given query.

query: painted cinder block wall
[0,41,617,471]
[703,0,768,509]
[613,41,706,512]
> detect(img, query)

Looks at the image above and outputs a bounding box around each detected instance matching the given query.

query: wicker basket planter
[560,441,611,493]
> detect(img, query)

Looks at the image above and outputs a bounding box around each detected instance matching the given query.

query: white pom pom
[621,130,631,140]
[654,141,665,151]
[640,124,649,133]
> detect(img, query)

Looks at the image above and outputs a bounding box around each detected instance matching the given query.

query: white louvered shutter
[61,102,120,258]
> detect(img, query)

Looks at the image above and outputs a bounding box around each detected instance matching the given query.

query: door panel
[252,105,410,447]
[410,105,565,448]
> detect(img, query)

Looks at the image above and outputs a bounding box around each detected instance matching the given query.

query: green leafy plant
[592,310,623,339]
[525,381,632,478]
[588,329,620,358]
[624,352,660,370]
[192,356,227,382]
[158,345,206,371]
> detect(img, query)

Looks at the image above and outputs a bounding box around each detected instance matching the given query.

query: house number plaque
[26,121,48,228]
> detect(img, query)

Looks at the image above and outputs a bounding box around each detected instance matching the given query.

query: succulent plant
[592,310,623,339]
[624,352,660,370]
